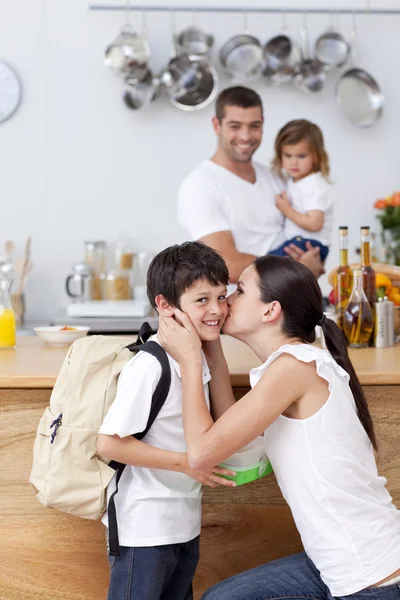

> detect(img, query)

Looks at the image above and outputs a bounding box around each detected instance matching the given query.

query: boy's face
[178,279,228,341]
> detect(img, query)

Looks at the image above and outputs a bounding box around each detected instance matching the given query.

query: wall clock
[0,60,22,124]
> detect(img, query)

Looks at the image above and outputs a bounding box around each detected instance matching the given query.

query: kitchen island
[1,336,400,600]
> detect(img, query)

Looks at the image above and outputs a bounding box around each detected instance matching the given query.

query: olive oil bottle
[334,227,353,332]
[343,269,373,348]
[360,226,376,307]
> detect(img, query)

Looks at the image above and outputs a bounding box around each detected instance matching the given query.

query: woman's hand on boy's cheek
[157,310,201,362]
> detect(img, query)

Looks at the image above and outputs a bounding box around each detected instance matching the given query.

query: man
[177,86,323,282]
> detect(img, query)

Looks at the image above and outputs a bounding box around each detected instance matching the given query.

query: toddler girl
[270,119,333,261]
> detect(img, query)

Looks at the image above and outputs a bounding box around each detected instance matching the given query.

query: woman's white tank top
[250,343,400,596]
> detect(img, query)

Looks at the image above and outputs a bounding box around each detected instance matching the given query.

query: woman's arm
[158,313,306,470]
[202,338,236,420]
[96,434,236,488]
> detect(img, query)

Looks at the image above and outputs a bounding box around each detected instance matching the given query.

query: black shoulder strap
[108,323,171,557]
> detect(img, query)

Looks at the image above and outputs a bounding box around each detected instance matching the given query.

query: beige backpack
[29,323,171,555]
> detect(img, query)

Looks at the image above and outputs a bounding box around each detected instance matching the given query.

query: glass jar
[115,240,134,270]
[84,241,107,300]
[103,270,131,301]
[0,272,16,348]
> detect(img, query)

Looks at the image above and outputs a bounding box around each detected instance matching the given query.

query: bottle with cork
[334,226,353,332]
[360,226,376,308]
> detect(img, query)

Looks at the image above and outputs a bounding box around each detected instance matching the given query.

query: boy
[96,241,235,600]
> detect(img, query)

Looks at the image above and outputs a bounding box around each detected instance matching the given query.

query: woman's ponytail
[322,318,378,451]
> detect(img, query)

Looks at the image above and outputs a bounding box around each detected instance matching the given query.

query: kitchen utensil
[175,25,214,60]
[167,63,218,111]
[315,12,350,69]
[294,13,326,93]
[4,240,15,264]
[123,69,160,110]
[161,55,203,100]
[104,22,150,80]
[263,12,302,85]
[219,13,263,81]
[335,12,383,127]
[65,263,95,303]
[34,326,90,347]
[16,236,31,296]
[263,35,302,85]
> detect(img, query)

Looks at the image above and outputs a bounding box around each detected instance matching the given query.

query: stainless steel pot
[174,25,214,60]
[123,69,160,110]
[168,63,218,111]
[315,23,350,69]
[220,34,263,81]
[104,23,151,80]
[335,15,383,127]
[294,14,326,93]
[161,55,204,100]
[263,34,302,85]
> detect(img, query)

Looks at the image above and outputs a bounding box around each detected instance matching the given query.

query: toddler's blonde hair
[272,119,330,180]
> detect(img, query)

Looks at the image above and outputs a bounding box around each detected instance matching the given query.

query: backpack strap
[108,328,171,557]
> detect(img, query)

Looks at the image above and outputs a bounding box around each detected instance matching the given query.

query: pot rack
[88,4,400,16]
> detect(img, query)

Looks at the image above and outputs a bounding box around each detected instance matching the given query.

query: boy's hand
[184,459,236,488]
[275,192,291,217]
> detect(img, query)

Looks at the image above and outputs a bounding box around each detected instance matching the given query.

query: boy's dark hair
[215,86,263,121]
[147,242,229,309]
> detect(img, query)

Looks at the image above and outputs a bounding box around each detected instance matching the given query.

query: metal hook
[281,8,288,31]
[243,9,248,32]
[141,6,147,35]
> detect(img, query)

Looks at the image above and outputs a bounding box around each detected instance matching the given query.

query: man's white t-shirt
[284,172,334,247]
[178,160,286,256]
[99,335,211,547]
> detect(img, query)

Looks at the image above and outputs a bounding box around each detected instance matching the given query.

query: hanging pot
[174,25,214,60]
[104,23,151,80]
[335,14,383,127]
[168,63,218,111]
[294,13,326,93]
[315,13,350,69]
[263,35,302,85]
[220,34,263,81]
[123,69,160,110]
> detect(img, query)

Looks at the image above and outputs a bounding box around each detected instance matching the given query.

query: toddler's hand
[275,192,291,216]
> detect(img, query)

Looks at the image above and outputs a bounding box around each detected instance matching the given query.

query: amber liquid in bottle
[360,226,376,307]
[334,227,353,332]
[343,269,373,348]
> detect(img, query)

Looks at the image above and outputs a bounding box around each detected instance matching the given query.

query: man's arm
[200,231,256,283]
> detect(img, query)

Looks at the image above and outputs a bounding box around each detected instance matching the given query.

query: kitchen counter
[1,336,400,600]
[2,335,400,388]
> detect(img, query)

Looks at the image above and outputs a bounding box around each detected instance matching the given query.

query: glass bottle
[0,272,16,348]
[334,226,353,332]
[343,269,373,348]
[360,226,376,307]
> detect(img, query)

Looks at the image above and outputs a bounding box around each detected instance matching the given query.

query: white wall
[1,0,399,321]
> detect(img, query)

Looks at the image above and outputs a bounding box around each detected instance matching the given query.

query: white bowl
[33,326,90,346]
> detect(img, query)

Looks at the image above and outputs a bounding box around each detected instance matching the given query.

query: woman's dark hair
[147,241,229,309]
[253,255,377,451]
[215,86,263,121]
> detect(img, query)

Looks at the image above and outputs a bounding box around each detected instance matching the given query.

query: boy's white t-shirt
[99,335,211,547]
[283,172,334,247]
[178,160,286,256]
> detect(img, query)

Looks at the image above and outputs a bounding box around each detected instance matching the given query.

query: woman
[158,255,400,600]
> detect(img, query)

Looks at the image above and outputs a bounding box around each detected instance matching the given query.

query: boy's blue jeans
[107,535,199,600]
[269,236,329,261]
[201,551,400,600]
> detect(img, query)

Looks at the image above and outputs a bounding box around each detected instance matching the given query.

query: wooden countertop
[1,335,400,388]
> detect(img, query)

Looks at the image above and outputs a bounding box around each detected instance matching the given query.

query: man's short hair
[215,86,263,121]
[147,242,229,309]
